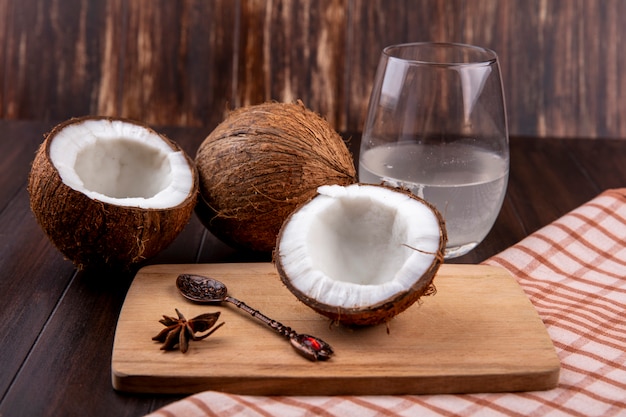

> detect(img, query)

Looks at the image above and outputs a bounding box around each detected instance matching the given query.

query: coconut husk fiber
[195,101,357,252]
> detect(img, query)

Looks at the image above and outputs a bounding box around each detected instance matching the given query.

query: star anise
[152,308,225,353]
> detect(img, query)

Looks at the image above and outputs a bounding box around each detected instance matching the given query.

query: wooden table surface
[1,119,625,416]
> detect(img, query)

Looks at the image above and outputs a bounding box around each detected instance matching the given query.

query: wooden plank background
[1,0,625,138]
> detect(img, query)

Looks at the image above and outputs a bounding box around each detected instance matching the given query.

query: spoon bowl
[176,273,228,303]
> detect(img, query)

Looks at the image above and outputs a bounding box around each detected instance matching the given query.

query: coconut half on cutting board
[275,183,447,326]
[28,117,198,270]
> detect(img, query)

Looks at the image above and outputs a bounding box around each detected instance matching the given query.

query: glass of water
[359,42,509,258]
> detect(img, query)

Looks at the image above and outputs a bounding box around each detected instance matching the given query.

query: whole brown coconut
[28,116,198,270]
[195,101,357,252]
[275,183,447,326]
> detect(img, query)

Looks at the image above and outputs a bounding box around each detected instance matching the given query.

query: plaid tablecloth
[147,189,626,417]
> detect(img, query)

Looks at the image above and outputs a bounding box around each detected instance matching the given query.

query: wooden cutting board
[111,263,560,395]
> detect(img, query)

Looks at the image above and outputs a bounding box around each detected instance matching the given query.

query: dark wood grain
[236,0,348,128]
[570,139,626,190]
[0,121,76,402]
[1,0,625,138]
[121,0,237,126]
[2,0,114,119]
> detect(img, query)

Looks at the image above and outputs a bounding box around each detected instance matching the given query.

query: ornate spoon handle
[224,295,334,361]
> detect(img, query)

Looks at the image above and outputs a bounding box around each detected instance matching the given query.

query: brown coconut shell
[28,116,198,270]
[275,184,447,326]
[195,101,357,252]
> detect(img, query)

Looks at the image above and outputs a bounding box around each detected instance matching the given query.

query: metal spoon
[175,273,334,361]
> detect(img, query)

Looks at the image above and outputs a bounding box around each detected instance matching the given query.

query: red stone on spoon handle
[224,295,333,361]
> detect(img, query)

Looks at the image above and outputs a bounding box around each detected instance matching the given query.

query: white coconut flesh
[278,184,444,309]
[49,119,194,209]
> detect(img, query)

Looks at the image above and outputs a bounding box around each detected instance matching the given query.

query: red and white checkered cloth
[147,189,626,417]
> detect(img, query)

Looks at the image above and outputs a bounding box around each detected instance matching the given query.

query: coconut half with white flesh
[275,183,447,326]
[28,117,198,270]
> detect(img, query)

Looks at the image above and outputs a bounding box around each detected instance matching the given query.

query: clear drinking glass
[359,42,509,258]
